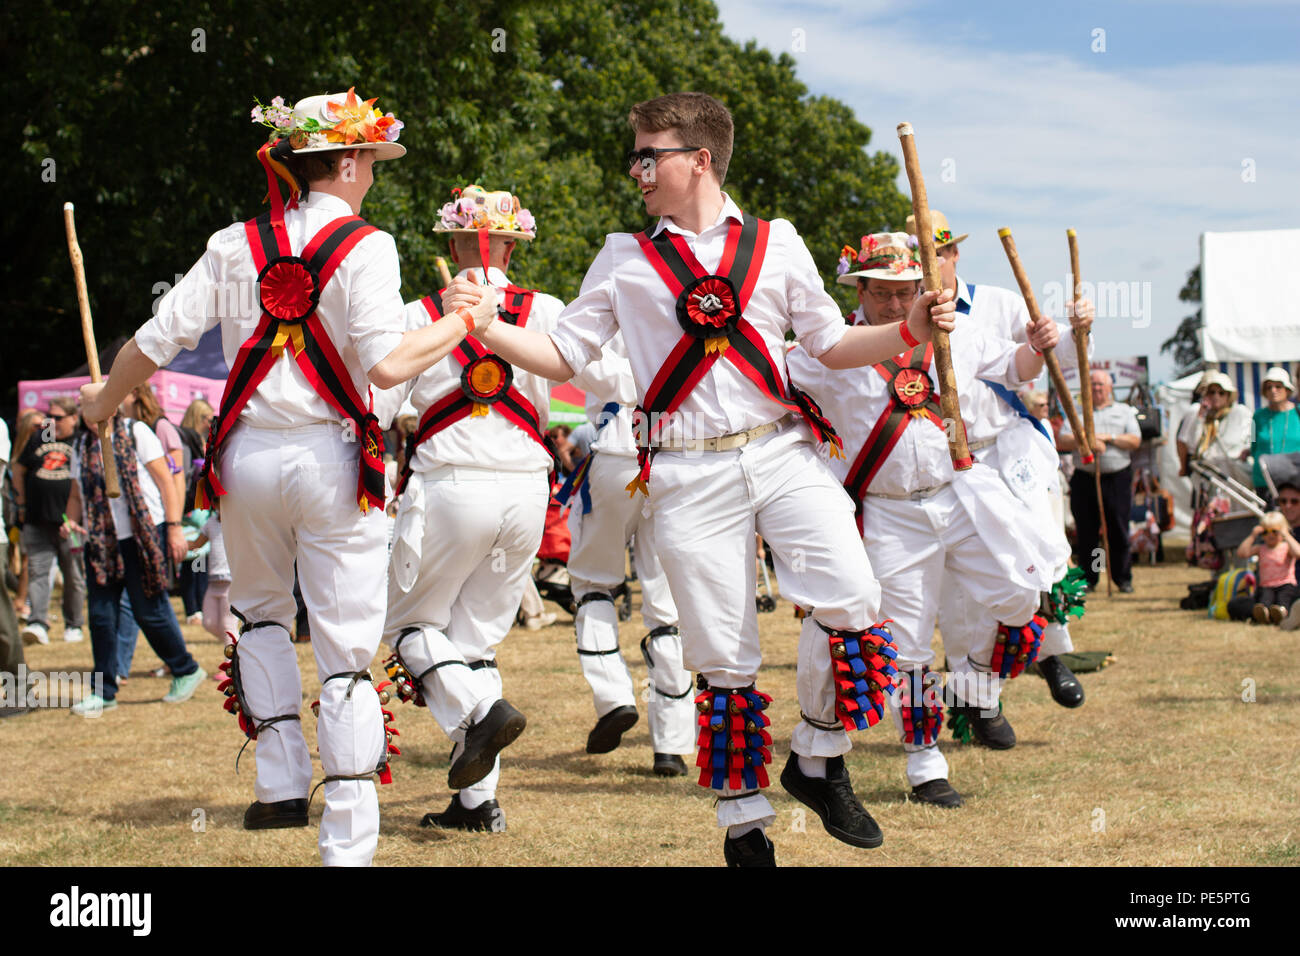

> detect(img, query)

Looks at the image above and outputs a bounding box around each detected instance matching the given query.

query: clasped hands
[444,273,501,335]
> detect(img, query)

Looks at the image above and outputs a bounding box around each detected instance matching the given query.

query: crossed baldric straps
[197,143,386,514]
[841,343,945,527]
[627,211,842,495]
[394,287,557,498]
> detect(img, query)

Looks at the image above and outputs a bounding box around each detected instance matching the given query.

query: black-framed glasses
[626,146,700,171]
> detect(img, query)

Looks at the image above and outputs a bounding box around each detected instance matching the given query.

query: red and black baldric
[197,203,387,513]
[627,212,843,495]
[841,344,945,528]
[395,288,555,497]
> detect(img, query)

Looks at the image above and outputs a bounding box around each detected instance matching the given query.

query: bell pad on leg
[821,621,898,731]
[990,614,1047,679]
[898,666,943,747]
[694,679,773,791]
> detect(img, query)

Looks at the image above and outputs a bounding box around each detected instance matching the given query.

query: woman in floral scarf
[64,412,205,714]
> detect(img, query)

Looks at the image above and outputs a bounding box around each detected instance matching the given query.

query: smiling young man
[445,92,957,866]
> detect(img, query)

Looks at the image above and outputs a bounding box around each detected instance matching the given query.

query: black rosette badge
[677,274,739,355]
[891,367,933,414]
[258,256,321,356]
[461,355,513,417]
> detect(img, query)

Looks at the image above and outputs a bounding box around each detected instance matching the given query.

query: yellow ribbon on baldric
[271,324,307,357]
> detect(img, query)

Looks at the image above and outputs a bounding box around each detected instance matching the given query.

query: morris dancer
[379,185,557,833]
[915,212,1095,727]
[556,334,694,776]
[445,92,956,866]
[789,232,1058,807]
[81,90,494,865]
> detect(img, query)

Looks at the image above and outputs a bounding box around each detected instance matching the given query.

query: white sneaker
[524,612,557,631]
[71,694,118,718]
[186,612,203,626]
[63,626,84,643]
[21,621,49,645]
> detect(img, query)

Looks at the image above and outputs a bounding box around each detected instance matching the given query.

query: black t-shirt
[18,436,75,525]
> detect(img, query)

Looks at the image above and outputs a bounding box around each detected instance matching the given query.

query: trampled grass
[2,560,1295,867]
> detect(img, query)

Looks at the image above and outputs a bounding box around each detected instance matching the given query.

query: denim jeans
[85,525,197,701]
[115,591,141,678]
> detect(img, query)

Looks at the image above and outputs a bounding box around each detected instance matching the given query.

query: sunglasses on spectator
[1277,496,1300,505]
[626,146,700,171]
[1204,388,1226,397]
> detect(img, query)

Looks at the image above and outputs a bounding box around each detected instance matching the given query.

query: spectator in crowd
[11,397,86,645]
[1058,370,1142,593]
[1235,511,1300,624]
[9,408,45,619]
[1,415,29,718]
[1178,370,1252,487]
[1251,367,1300,501]
[187,512,235,648]
[64,411,205,715]
[1227,482,1300,625]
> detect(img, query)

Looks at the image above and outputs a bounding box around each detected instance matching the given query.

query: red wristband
[899,319,921,348]
[455,308,474,334]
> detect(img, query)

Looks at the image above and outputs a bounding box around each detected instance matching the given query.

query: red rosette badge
[676,274,739,355]
[461,355,513,416]
[257,256,321,323]
[891,367,933,409]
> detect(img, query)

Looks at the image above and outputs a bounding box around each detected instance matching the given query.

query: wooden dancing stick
[63,202,120,498]
[897,122,971,470]
[1068,229,1112,595]
[435,257,453,288]
[997,228,1091,468]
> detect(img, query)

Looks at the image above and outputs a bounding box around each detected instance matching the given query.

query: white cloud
[713,0,1300,380]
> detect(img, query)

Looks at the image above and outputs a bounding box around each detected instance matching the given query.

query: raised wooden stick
[1069,229,1111,594]
[998,228,1091,469]
[435,257,453,288]
[63,202,120,498]
[897,122,971,470]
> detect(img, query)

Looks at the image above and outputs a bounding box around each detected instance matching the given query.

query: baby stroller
[1187,459,1266,572]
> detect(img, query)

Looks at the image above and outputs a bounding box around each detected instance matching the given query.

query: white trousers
[221,423,388,867]
[940,435,1075,670]
[861,480,1040,787]
[568,452,693,754]
[648,422,883,828]
[384,466,548,803]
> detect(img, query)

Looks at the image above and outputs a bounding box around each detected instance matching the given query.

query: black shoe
[1118,582,1134,594]
[243,799,308,830]
[420,796,505,833]
[951,698,1017,750]
[653,752,688,776]
[586,704,638,755]
[779,753,884,849]
[723,828,776,867]
[0,706,31,719]
[449,699,527,790]
[1036,655,1085,708]
[909,778,964,808]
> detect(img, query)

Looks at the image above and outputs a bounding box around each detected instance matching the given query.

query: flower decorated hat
[434,185,536,240]
[251,88,407,160]
[836,232,923,285]
[904,210,968,249]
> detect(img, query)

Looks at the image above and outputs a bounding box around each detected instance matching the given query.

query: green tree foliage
[1160,264,1202,376]
[4,0,908,400]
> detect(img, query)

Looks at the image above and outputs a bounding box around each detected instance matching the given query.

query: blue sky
[712,0,1300,382]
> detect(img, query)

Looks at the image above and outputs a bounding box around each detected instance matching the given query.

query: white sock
[727,821,763,839]
[458,790,492,810]
[798,754,827,779]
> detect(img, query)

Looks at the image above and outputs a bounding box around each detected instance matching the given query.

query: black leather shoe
[449,699,527,789]
[0,706,31,719]
[779,753,884,849]
[586,704,638,754]
[243,798,308,830]
[723,828,776,867]
[420,796,505,832]
[1036,655,1085,708]
[909,778,964,808]
[951,698,1017,750]
[1118,582,1134,594]
[653,752,688,776]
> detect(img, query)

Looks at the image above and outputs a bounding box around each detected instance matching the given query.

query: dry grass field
[2,559,1297,867]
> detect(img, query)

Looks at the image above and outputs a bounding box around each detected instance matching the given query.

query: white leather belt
[966,436,996,452]
[867,482,949,501]
[654,416,788,452]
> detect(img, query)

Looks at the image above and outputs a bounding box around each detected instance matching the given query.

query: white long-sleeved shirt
[374,267,560,474]
[549,194,847,442]
[135,192,405,429]
[787,322,1031,497]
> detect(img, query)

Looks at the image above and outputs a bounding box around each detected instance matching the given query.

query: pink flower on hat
[383,113,404,142]
[516,208,536,233]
